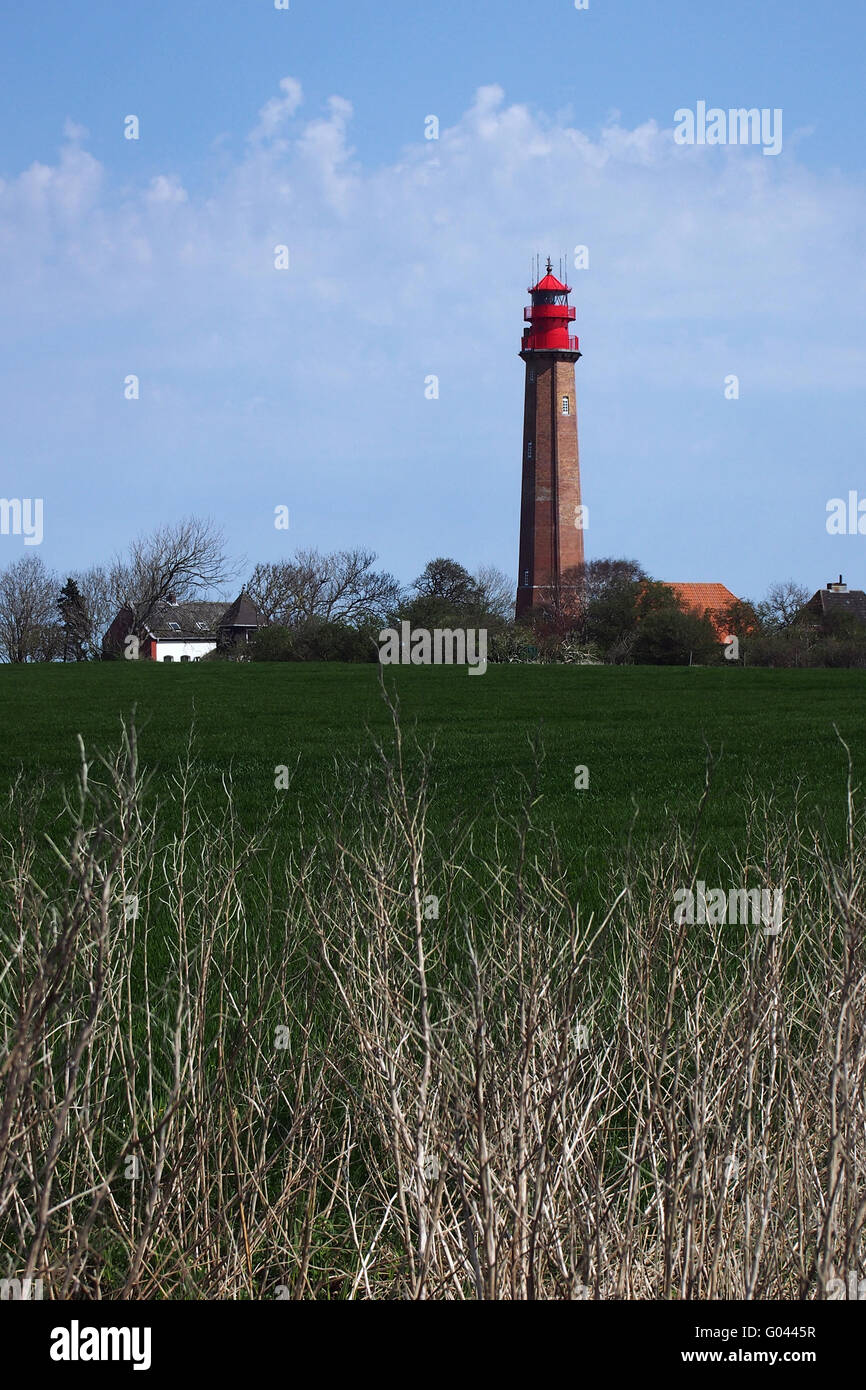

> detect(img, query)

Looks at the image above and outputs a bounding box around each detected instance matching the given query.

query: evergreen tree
[57,576,89,662]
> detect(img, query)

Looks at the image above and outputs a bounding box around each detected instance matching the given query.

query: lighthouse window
[562,396,570,415]
[527,441,533,459]
[529,371,536,383]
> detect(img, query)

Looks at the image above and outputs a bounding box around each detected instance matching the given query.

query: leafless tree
[71,565,116,659]
[0,554,60,662]
[474,564,514,621]
[247,549,400,627]
[761,579,811,631]
[244,561,297,626]
[110,517,232,631]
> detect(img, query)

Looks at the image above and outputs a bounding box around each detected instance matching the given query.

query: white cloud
[250,76,304,145]
[63,118,89,143]
[146,174,188,205]
[1,79,864,591]
[0,78,861,383]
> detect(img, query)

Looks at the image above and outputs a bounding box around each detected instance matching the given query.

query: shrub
[2,712,865,1298]
[248,624,295,661]
[632,608,720,665]
[288,619,378,662]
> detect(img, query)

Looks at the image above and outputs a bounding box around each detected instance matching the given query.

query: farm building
[800,576,866,629]
[103,592,262,662]
[661,582,741,643]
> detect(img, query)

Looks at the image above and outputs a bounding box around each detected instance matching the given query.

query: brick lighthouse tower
[515,259,584,618]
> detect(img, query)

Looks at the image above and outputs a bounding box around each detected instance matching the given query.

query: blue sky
[1,0,865,600]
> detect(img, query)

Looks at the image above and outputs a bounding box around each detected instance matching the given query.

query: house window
[195,622,208,631]
[180,655,191,663]
[163,655,173,662]
[562,396,570,415]
[168,621,181,632]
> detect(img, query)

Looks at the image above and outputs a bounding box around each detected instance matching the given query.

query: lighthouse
[515,259,585,618]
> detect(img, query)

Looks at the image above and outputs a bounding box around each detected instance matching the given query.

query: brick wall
[516,353,584,616]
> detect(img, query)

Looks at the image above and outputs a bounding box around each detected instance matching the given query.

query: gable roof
[663,583,740,614]
[141,593,264,641]
[660,582,741,641]
[144,600,228,641]
[804,588,866,624]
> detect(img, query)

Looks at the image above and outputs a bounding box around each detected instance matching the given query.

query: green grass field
[1,662,863,890]
[4,661,865,1299]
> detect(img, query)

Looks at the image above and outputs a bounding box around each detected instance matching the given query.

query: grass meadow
[2,663,865,1299]
[1,661,864,884]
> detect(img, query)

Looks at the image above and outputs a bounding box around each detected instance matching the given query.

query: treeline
[0,518,858,666]
[244,555,514,663]
[0,526,513,665]
[244,561,859,669]
[0,518,227,663]
[236,560,866,669]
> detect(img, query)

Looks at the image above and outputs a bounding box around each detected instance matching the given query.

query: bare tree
[247,549,400,627]
[474,564,514,621]
[761,580,811,631]
[71,565,116,660]
[0,554,59,662]
[110,517,232,630]
[245,562,298,626]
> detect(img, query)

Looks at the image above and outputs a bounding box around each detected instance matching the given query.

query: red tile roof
[664,583,739,613]
[662,583,741,640]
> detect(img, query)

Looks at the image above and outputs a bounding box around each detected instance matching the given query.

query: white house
[103,592,263,661]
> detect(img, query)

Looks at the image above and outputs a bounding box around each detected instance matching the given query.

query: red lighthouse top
[521,257,580,355]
